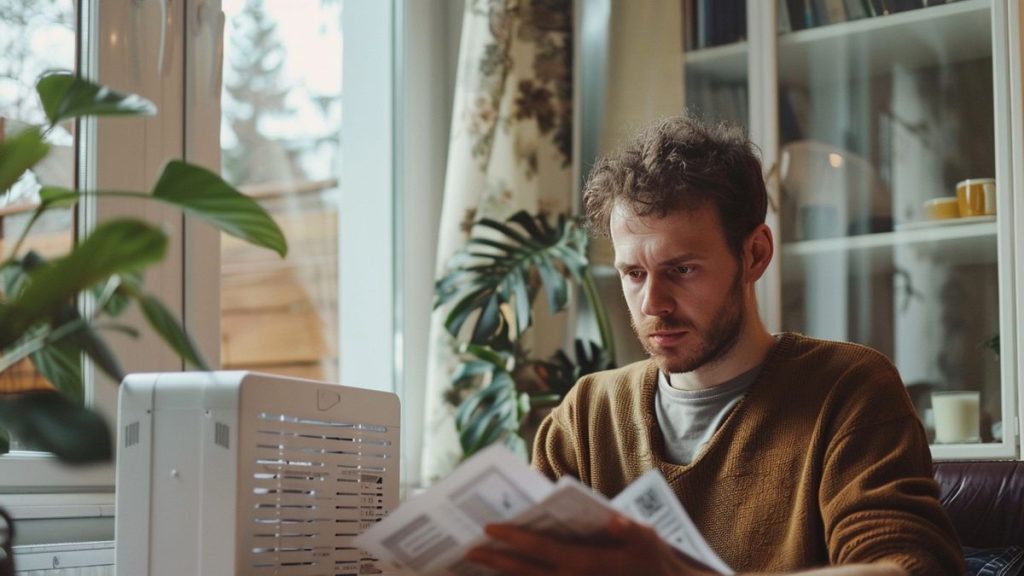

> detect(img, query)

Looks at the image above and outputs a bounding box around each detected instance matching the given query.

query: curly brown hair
[582,116,767,257]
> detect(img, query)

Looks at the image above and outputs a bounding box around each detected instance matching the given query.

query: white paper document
[355,445,732,575]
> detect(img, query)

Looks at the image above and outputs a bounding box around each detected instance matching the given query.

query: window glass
[220,0,341,381]
[0,0,77,450]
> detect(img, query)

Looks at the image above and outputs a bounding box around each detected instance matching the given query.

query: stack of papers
[355,445,732,575]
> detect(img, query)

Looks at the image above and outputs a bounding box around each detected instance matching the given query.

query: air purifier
[115,371,400,575]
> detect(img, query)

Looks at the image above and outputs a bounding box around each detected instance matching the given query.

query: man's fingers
[466,544,552,576]
[481,523,616,573]
[607,514,657,546]
[484,523,552,550]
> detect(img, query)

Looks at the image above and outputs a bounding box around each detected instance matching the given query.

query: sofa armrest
[933,461,1024,549]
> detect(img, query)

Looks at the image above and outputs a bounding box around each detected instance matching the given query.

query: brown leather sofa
[934,461,1024,549]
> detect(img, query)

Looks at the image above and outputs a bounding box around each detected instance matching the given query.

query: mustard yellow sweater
[532,332,963,575]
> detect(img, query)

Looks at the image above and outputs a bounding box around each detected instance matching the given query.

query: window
[0,0,118,491]
[0,0,77,446]
[218,0,342,382]
[0,0,437,547]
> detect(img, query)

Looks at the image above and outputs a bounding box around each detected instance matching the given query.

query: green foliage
[0,128,48,193]
[533,339,616,400]
[0,220,169,345]
[435,210,615,460]
[0,391,111,463]
[152,161,287,256]
[0,72,288,463]
[36,73,156,125]
[437,211,588,345]
[452,347,528,458]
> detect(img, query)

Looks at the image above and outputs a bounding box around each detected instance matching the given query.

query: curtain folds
[421,0,574,483]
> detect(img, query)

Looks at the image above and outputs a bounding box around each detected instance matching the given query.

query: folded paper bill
[355,444,732,575]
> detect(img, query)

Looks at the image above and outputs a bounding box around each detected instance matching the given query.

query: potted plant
[434,210,615,459]
[0,72,287,465]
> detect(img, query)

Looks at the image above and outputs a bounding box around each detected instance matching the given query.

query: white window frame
[0,0,190,498]
[339,0,396,395]
[0,2,226,541]
[3,0,413,524]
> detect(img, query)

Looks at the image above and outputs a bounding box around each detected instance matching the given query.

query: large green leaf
[73,324,125,384]
[99,274,136,318]
[509,269,531,337]
[442,286,492,338]
[455,370,523,457]
[0,219,167,348]
[0,258,30,300]
[36,72,155,126]
[435,211,584,346]
[461,343,512,369]
[0,127,49,194]
[0,391,111,463]
[38,185,80,209]
[30,337,83,403]
[476,216,541,250]
[1,301,124,397]
[44,304,125,388]
[533,338,616,400]
[471,294,504,344]
[450,359,499,398]
[152,160,287,256]
[134,292,209,370]
[536,257,569,314]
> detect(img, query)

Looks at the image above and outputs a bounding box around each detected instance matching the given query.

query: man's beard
[632,272,745,374]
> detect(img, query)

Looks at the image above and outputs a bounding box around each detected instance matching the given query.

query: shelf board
[780,220,997,281]
[785,219,996,254]
[778,0,991,85]
[684,41,748,84]
[682,0,990,85]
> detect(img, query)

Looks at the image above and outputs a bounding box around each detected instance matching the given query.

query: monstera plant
[435,211,615,459]
[0,72,287,463]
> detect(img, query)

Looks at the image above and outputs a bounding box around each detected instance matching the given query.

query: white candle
[931,391,980,444]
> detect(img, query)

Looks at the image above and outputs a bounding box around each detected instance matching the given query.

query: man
[466,117,963,575]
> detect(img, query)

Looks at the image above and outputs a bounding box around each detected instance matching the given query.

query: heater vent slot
[124,421,140,448]
[215,421,231,449]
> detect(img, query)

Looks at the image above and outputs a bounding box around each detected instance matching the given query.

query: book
[844,0,869,19]
[887,0,920,12]
[785,0,810,31]
[698,0,709,48]
[354,444,733,575]
[813,0,848,24]
[777,0,793,33]
[683,0,696,51]
[733,0,747,42]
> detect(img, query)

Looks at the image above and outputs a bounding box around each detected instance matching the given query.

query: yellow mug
[923,197,959,220]
[956,178,996,217]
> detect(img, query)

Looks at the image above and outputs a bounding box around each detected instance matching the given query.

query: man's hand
[465,514,718,576]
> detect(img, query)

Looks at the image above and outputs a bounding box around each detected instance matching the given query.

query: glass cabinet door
[774,0,1010,456]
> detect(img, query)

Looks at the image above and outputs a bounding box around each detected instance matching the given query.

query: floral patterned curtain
[421,0,573,484]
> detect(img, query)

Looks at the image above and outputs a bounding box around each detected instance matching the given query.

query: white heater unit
[115,371,400,575]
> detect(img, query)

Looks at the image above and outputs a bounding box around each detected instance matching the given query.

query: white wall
[396,0,464,491]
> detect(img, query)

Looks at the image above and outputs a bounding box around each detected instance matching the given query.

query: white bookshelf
[683,1,990,84]
[781,220,997,281]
